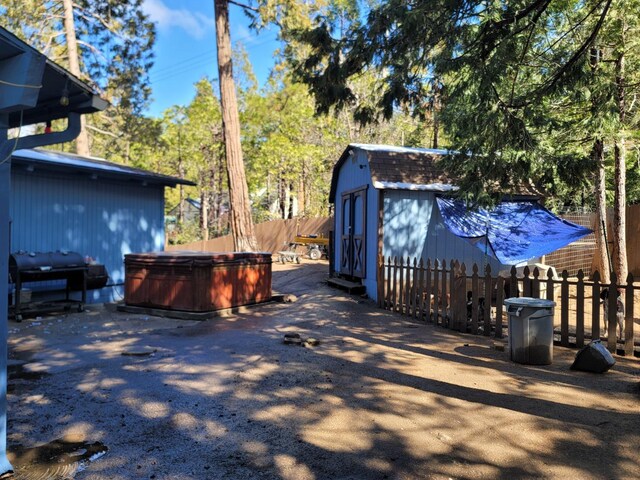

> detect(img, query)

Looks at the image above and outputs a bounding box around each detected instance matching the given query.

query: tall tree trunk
[199,169,209,241]
[432,81,441,149]
[178,157,185,225]
[288,182,295,219]
[214,0,257,251]
[613,48,628,282]
[613,140,627,282]
[593,140,610,283]
[278,171,287,219]
[62,0,90,156]
[215,155,224,234]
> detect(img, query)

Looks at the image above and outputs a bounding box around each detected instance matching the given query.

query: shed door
[340,187,366,279]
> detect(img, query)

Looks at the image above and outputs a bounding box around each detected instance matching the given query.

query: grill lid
[10,251,85,271]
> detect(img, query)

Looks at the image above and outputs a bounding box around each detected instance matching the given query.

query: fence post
[576,270,585,348]
[377,255,384,308]
[471,263,479,334]
[591,271,601,340]
[483,264,492,336]
[385,256,392,310]
[425,259,433,323]
[624,273,634,356]
[546,268,555,302]
[433,260,440,324]
[495,276,504,338]
[441,258,449,327]
[450,260,457,330]
[509,265,518,299]
[417,258,425,321]
[522,265,531,297]
[560,270,569,347]
[405,257,413,317]
[398,257,405,315]
[458,263,467,332]
[607,272,618,353]
[532,267,540,298]
[392,257,398,313]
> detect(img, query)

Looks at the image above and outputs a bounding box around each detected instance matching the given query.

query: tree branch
[85,124,121,138]
[505,0,613,108]
[228,0,259,13]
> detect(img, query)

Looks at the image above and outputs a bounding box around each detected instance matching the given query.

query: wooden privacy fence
[377,256,637,356]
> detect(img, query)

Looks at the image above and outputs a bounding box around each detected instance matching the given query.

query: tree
[0,0,156,158]
[289,0,640,281]
[214,0,258,251]
[62,0,90,155]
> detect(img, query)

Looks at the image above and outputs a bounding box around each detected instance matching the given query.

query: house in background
[165,197,201,230]
[329,144,591,302]
[10,148,194,303]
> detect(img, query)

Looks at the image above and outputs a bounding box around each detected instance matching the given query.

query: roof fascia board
[0,49,46,113]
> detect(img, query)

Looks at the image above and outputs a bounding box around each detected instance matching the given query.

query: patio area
[6,261,640,479]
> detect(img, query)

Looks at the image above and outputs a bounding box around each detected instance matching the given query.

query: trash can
[504,297,556,365]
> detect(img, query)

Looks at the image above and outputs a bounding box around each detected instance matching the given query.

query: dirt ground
[5,261,640,480]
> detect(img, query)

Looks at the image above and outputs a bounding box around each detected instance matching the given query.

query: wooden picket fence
[377,256,638,356]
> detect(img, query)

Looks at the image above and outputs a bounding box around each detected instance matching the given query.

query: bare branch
[228,0,259,13]
[86,124,121,138]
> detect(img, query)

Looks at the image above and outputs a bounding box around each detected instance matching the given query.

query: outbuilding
[329,144,591,302]
[10,148,194,303]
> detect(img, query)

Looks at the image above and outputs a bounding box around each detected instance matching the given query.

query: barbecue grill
[8,251,107,321]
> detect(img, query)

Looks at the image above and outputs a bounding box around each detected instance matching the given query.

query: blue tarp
[436,197,593,265]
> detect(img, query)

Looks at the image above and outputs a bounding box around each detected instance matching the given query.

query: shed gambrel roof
[12,148,195,188]
[329,144,541,202]
[329,144,452,202]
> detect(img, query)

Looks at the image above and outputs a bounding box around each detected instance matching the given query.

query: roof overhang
[329,144,451,203]
[373,181,458,193]
[11,148,195,188]
[0,26,108,129]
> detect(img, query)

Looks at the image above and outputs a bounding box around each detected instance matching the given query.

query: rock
[283,333,302,345]
[121,349,157,357]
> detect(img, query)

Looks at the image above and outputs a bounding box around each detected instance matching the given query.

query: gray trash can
[504,297,556,365]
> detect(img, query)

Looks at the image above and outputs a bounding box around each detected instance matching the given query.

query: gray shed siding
[10,168,165,303]
[382,190,504,273]
[333,149,380,297]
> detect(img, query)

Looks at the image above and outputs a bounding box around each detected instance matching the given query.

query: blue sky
[142,0,279,118]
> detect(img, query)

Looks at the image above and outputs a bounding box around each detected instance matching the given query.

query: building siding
[382,190,505,272]
[10,168,165,303]
[332,149,379,297]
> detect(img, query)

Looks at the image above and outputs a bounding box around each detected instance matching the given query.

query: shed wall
[332,149,379,297]
[382,190,505,273]
[10,168,166,303]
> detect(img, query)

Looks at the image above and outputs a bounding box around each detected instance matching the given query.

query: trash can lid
[504,297,556,308]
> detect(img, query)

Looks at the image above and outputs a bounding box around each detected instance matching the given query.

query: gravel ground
[5,261,640,480]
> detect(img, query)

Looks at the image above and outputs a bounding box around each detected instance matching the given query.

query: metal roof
[11,148,195,187]
[329,144,541,202]
[329,144,453,202]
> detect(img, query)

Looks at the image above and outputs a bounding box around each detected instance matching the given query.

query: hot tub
[124,251,272,312]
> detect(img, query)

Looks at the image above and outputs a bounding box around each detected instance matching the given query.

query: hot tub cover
[436,197,592,265]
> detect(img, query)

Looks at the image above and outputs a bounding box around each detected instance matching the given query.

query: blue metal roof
[11,148,195,187]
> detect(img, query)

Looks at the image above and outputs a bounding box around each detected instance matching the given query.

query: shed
[10,148,194,303]
[329,144,589,302]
